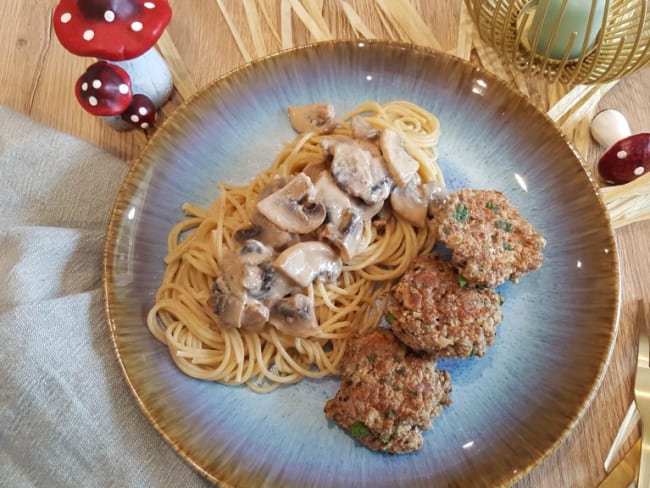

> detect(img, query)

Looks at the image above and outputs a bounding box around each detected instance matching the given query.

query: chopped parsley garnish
[380,435,391,444]
[499,294,505,305]
[454,203,469,223]
[384,409,395,418]
[503,243,513,251]
[384,312,396,325]
[350,421,370,438]
[468,346,477,357]
[395,366,406,376]
[458,274,468,287]
[486,202,500,214]
[495,220,513,232]
[366,353,376,365]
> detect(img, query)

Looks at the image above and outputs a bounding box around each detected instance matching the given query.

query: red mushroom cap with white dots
[75,61,133,116]
[121,93,156,129]
[597,133,650,185]
[53,0,172,61]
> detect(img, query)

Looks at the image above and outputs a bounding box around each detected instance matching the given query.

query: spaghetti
[147,100,444,392]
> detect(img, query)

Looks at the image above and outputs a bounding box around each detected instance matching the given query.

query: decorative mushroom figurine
[590,109,650,185]
[121,93,156,129]
[75,61,132,116]
[52,0,173,130]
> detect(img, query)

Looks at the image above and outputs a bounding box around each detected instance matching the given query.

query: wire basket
[466,0,650,84]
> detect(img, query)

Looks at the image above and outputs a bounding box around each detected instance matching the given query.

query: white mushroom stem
[590,109,632,149]
[101,47,173,130]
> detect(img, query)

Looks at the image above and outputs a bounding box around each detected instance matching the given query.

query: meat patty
[387,254,502,358]
[324,328,451,454]
[428,189,546,287]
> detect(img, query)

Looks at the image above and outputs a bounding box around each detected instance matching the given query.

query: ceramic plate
[104,41,620,487]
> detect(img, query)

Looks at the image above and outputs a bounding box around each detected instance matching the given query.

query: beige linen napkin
[0,106,208,487]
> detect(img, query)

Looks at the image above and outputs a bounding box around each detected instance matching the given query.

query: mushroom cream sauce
[147,101,443,392]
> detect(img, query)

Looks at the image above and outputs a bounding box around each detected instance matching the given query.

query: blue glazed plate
[104,41,620,487]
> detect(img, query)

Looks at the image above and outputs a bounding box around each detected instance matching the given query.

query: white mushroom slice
[274,241,342,288]
[312,170,352,226]
[223,239,299,303]
[268,294,319,338]
[258,176,291,200]
[302,160,328,182]
[209,277,248,329]
[239,299,270,333]
[288,103,336,134]
[256,174,326,234]
[238,239,274,265]
[350,115,379,140]
[235,211,299,251]
[254,265,299,304]
[210,292,269,332]
[221,244,270,295]
[390,174,444,228]
[325,138,393,204]
[320,209,365,263]
[379,128,419,187]
[312,170,383,224]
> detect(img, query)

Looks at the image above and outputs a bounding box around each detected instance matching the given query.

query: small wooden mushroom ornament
[590,110,650,185]
[52,0,173,130]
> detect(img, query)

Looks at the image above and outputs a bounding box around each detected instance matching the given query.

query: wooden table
[3,2,649,486]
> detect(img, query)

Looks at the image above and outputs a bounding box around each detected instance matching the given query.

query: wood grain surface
[2,1,649,486]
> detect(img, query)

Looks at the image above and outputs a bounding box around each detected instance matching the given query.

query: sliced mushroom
[210,279,269,332]
[222,240,298,301]
[250,264,299,304]
[209,277,247,329]
[258,176,291,199]
[288,103,336,134]
[221,246,265,295]
[239,299,270,333]
[268,294,319,338]
[379,128,419,187]
[256,174,326,234]
[312,170,383,224]
[350,115,379,140]
[390,174,444,228]
[323,137,393,204]
[238,239,274,265]
[302,160,329,182]
[209,242,282,332]
[320,209,365,263]
[274,241,342,288]
[312,170,352,225]
[235,212,299,251]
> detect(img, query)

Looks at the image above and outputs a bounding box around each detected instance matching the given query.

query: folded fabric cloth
[0,106,208,487]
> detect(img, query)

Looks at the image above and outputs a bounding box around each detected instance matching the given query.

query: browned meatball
[324,328,451,454]
[429,189,545,287]
[387,254,502,358]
